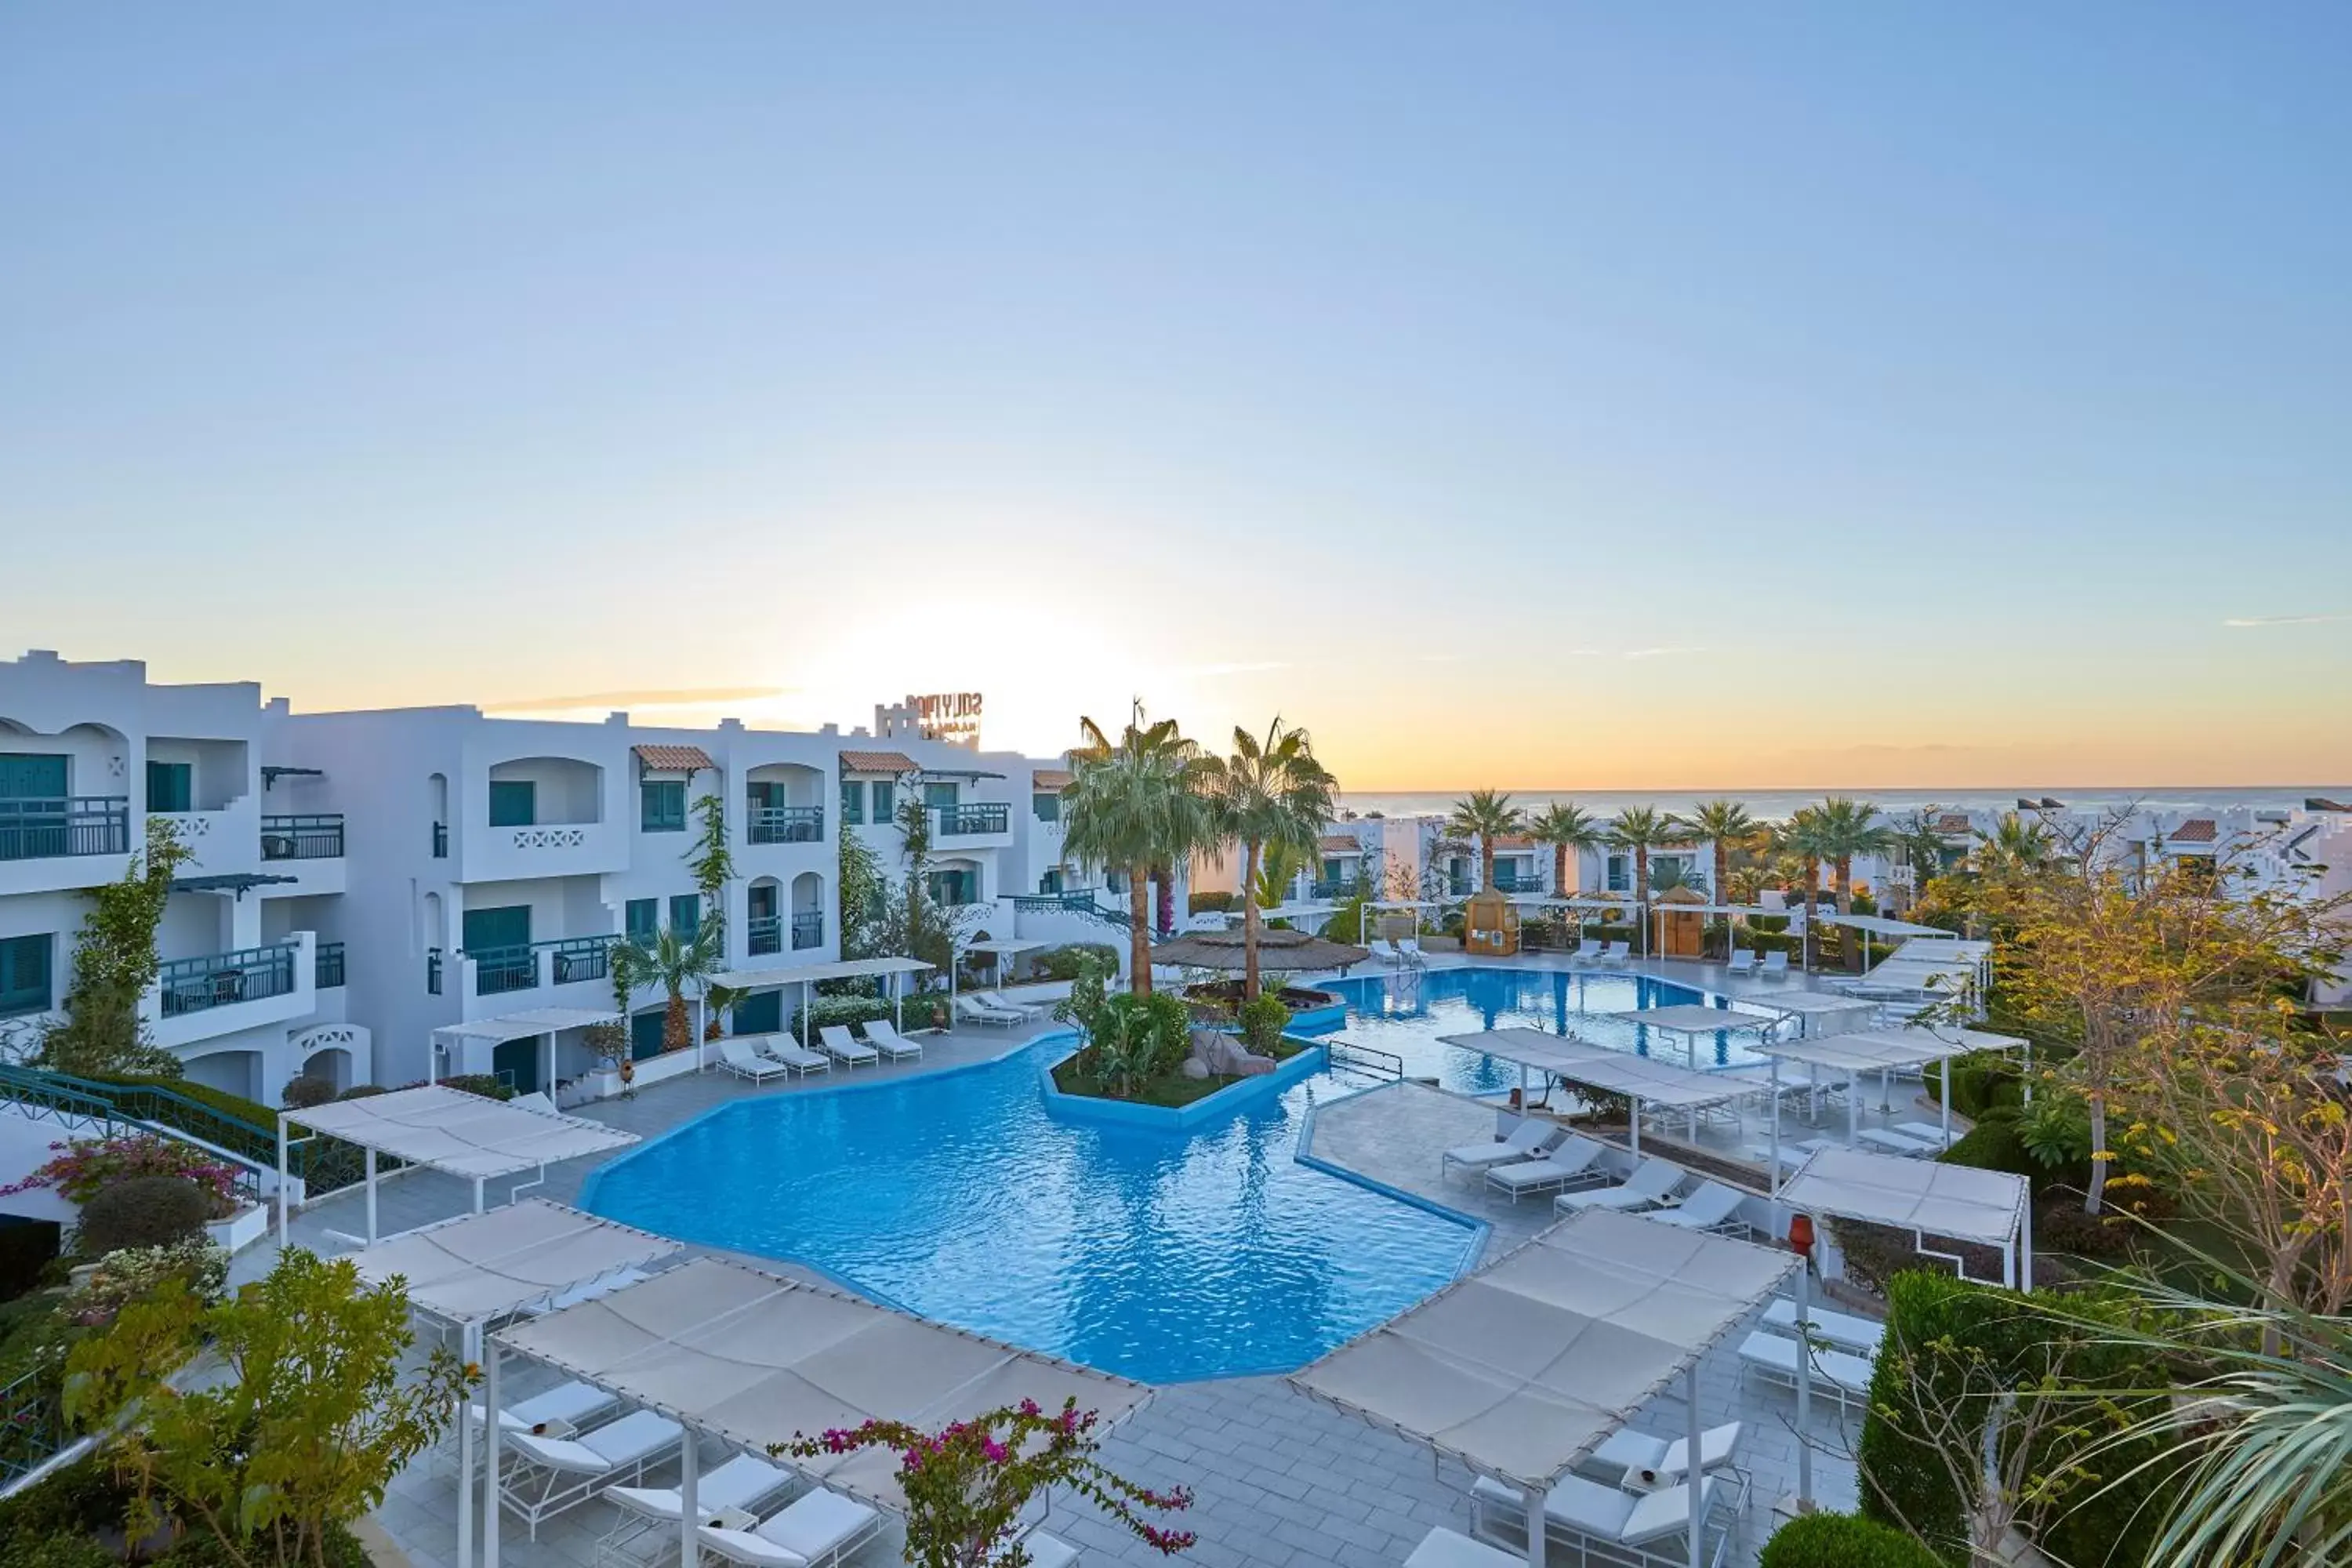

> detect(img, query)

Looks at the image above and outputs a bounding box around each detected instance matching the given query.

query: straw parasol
[1150,926,1371,973]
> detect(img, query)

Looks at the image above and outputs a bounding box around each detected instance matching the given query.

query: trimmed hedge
[1027,943,1120,982]
[789,994,893,1039]
[75,1175,212,1256]
[1759,1512,1940,1568]
[1185,891,1236,915]
[1939,1108,2083,1200]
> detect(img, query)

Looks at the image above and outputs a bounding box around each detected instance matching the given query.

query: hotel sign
[912,691,983,744]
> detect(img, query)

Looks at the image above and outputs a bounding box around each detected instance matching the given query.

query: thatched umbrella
[1150,926,1371,973]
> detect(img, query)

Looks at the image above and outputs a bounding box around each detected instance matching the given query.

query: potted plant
[582,1018,633,1100]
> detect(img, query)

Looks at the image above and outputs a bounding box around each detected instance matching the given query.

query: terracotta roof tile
[632,744,713,772]
[1934,813,1972,834]
[2169,818,2218,843]
[1030,768,1074,791]
[1494,835,1537,850]
[1319,834,1363,853]
[838,750,920,775]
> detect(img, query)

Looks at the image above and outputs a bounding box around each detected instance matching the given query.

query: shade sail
[962,938,1047,956]
[709,956,933,990]
[286,1085,637,1178]
[1436,1029,1744,1109]
[493,1257,1150,1513]
[346,1200,681,1326]
[1288,1210,1795,1492]
[432,1007,611,1045]
[1779,1145,2027,1250]
[1916,1025,2029,1054]
[1610,1004,1782,1036]
[1817,914,1954,938]
[1755,1026,2024,1076]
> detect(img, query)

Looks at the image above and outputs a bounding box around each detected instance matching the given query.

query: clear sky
[5,5,2347,789]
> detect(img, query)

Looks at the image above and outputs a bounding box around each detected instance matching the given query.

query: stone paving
[304,962,1873,1568]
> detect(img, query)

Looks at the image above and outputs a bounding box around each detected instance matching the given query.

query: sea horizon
[1334,785,2352,821]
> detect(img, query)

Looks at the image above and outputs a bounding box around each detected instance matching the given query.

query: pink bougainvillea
[0,1132,243,1214]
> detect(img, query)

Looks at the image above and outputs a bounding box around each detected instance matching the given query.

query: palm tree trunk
[1802,858,1820,967]
[663,989,689,1054]
[1635,848,1650,954]
[1554,843,1570,895]
[1480,840,1495,891]
[1714,844,1731,958]
[1128,866,1152,997]
[1243,840,1263,1003]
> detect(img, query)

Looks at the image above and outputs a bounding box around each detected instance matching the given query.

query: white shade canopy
[345,1199,681,1327]
[960,938,1047,956]
[1755,1026,2023,1076]
[1609,1004,1782,1036]
[433,1007,612,1045]
[1779,1145,2028,1251]
[1817,914,1955,938]
[709,955,934,991]
[1289,1210,1795,1492]
[1436,1029,1745,1110]
[493,1256,1151,1514]
[285,1085,638,1179]
[1751,993,1880,1039]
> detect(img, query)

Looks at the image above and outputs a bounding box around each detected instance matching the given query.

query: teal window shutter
[0,933,52,1016]
[640,780,686,832]
[631,1007,667,1060]
[488,781,536,827]
[144,761,191,813]
[1032,793,1059,822]
[1,753,69,799]
[625,898,659,941]
[924,781,956,811]
[670,894,700,936]
[870,781,895,822]
[840,780,864,825]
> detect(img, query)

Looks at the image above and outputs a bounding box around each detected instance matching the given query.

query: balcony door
[492,1034,543,1095]
[0,753,67,800]
[463,905,532,954]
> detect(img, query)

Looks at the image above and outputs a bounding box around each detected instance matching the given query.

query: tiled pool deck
[286,952,1884,1568]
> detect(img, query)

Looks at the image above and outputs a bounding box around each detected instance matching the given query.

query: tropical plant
[1530,802,1606,899]
[1236,993,1290,1056]
[0,1133,243,1212]
[1811,797,1896,931]
[1050,953,1110,1077]
[776,1399,1195,1567]
[1443,789,1526,893]
[611,920,723,1056]
[579,1018,632,1095]
[1973,811,2056,881]
[1606,806,1677,955]
[1675,800,1757,919]
[1786,807,1833,966]
[1646,858,1708,896]
[1249,840,1311,911]
[684,789,736,946]
[2015,1080,2093,1171]
[1202,718,1338,1002]
[836,809,891,960]
[1062,706,1215,997]
[64,1248,472,1568]
[701,982,746,1041]
[39,818,192,1079]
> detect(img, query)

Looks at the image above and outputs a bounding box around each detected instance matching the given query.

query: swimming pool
[1317,967,1764,1092]
[579,1036,1480,1385]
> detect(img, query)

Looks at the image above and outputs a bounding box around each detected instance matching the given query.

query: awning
[433,1007,612,1045]
[1610,1004,1782,1036]
[1751,992,1880,1036]
[632,744,715,772]
[345,1199,681,1327]
[1780,1145,2029,1254]
[1436,1029,1744,1110]
[709,956,935,990]
[492,1256,1152,1514]
[1288,1209,1795,1493]
[1754,1027,2020,1076]
[962,938,1047,956]
[284,1084,638,1180]
[170,873,299,895]
[1817,914,1955,938]
[837,750,920,775]
[1030,768,1073,791]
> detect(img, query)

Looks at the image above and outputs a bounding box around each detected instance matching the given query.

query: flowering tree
[779,1399,1195,1568]
[0,1131,243,1213]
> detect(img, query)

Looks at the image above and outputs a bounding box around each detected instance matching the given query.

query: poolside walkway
[316,966,1874,1568]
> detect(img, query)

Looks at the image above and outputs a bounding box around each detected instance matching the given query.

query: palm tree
[1203,719,1338,1001]
[1974,811,2056,880]
[1529,802,1606,899]
[612,920,724,1055]
[1810,796,1895,917]
[1608,806,1676,954]
[1444,789,1526,893]
[1675,800,1756,916]
[1785,807,1833,967]
[1062,706,1214,997]
[1646,858,1708,895]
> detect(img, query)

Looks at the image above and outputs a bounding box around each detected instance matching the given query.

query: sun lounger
[975,989,1044,1020]
[1599,940,1632,967]
[1566,942,1601,967]
[954,993,1022,1029]
[1762,1298,1886,1357]
[1737,1329,1875,1410]
[501,1409,684,1537]
[696,1486,883,1568]
[1759,950,1791,979]
[1440,1116,1558,1180]
[1554,1156,1686,1214]
[1469,1472,1719,1561]
[463,1380,615,1457]
[751,1034,829,1076]
[1369,938,1403,966]
[1892,1120,1958,1149]
[717,1039,789,1083]
[1399,936,1427,966]
[1857,1127,1941,1158]
[1406,1527,1525,1568]
[816,1024,879,1067]
[601,1453,797,1563]
[1642,1180,1751,1236]
[1484,1136,1607,1202]
[860,1019,924,1061]
[1725,950,1757,977]
[1585,1420,1743,1490]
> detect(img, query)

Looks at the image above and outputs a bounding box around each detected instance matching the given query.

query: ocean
[1334,786,2351,822]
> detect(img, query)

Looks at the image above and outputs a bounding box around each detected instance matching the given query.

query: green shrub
[1028,943,1121,982]
[789,994,892,1039]
[435,1073,514,1102]
[1185,891,1236,916]
[1237,994,1290,1055]
[1759,1512,1939,1568]
[159,1519,372,1568]
[1745,929,1803,956]
[1940,1109,2082,1199]
[334,1083,388,1100]
[75,1175,212,1257]
[280,1074,338,1109]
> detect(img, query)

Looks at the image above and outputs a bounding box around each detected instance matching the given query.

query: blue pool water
[1319,967,1762,1092]
[580,1037,1479,1385]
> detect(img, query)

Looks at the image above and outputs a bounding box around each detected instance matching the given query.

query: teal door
[488,781,537,827]
[462,906,532,953]
[746,883,778,921]
[924,782,956,811]
[0,754,67,799]
[145,761,191,812]
[630,1007,668,1060]
[0,935,51,1017]
[733,989,782,1035]
[492,1036,542,1095]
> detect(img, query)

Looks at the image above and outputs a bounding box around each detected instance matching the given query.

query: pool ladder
[1324,1039,1404,1081]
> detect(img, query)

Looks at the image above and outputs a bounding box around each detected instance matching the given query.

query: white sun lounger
[1369,938,1403,966]
[1759,950,1791,978]
[1484,1136,1608,1202]
[696,1486,884,1568]
[1469,1472,1719,1561]
[816,1024,879,1067]
[1892,1120,1959,1149]
[751,1033,829,1076]
[1406,1526,1525,1568]
[1642,1180,1751,1236]
[1857,1127,1941,1158]
[1440,1117,1558,1180]
[1597,940,1631,967]
[467,1379,614,1439]
[975,989,1044,1020]
[860,1019,924,1061]
[954,993,1022,1029]
[601,1453,797,1564]
[1737,1329,1875,1410]
[1762,1298,1886,1357]
[501,1409,684,1537]
[1554,1156,1686,1214]
[1724,950,1757,977]
[1399,935,1427,966]
[717,1039,789,1083]
[1585,1420,1743,1490]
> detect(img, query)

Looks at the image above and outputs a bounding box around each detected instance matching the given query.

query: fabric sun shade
[1778,1145,2027,1250]
[1608,1005,1782,1035]
[1816,914,1954,938]
[345,1200,681,1326]
[1754,1027,2023,1075]
[493,1256,1151,1513]
[285,1085,637,1179]
[1289,1210,1794,1492]
[1434,1029,1744,1109]
[432,1007,612,1045]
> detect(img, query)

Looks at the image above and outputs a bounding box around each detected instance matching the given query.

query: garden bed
[1042,1038,1325,1127]
[1179,981,1347,1033]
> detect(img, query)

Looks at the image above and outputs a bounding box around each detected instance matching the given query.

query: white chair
[1761,1298,1886,1357]
[1439,1117,1558,1180]
[598,1453,795,1566]
[1469,1472,1719,1563]
[1725,950,1758,978]
[1399,935,1427,967]
[467,1379,614,1439]
[975,989,1044,1020]
[1597,940,1631,967]
[717,1039,789,1083]
[1406,1526,1525,1568]
[1566,942,1600,967]
[1737,1329,1875,1410]
[1642,1181,1751,1236]
[954,993,1022,1029]
[500,1410,684,1537]
[1484,1137,1608,1203]
[696,1486,883,1568]
[1892,1120,1958,1149]
[1369,938,1403,966]
[860,1019,924,1061]
[1554,1157,1686,1214]
[1585,1420,1743,1490]
[816,1024,880,1067]
[1759,950,1791,979]
[752,1034,830,1076]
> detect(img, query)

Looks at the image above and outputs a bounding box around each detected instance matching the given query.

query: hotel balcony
[457,935,615,1018]
[746,805,825,846]
[0,796,132,896]
[932,802,1012,845]
[259,813,347,895]
[146,933,318,1051]
[459,817,628,883]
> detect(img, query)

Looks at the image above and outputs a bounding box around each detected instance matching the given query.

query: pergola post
[1940,1057,1953,1145]
[1768,1058,1784,1199]
[679,1430,699,1568]
[1629,1097,1642,1157]
[365,1147,378,1245]
[275,1112,290,1249]
[1686,1360,1704,1568]
[458,1321,478,1568]
[472,1175,484,1215]
[2020,1205,2034,1287]
[1794,1249,1814,1508]
[483,1341,502,1568]
[1524,1485,1548,1566]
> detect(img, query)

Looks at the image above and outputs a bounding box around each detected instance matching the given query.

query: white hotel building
[2,656,1122,1106]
